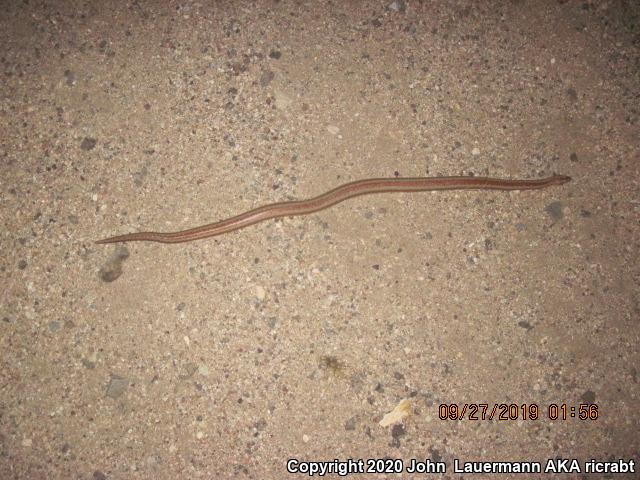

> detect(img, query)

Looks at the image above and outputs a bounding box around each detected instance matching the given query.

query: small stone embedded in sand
[388,1,406,13]
[64,69,75,86]
[98,246,130,282]
[379,398,412,427]
[260,69,275,87]
[327,125,340,135]
[80,137,97,150]
[545,201,564,221]
[106,375,129,398]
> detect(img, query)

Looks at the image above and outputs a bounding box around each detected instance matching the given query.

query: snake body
[96,174,571,244]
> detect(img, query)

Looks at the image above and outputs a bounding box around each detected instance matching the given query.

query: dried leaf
[379,398,412,427]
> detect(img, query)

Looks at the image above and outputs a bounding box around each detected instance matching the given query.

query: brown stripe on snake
[96,174,571,244]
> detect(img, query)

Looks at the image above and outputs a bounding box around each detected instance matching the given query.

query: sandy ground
[1,1,638,479]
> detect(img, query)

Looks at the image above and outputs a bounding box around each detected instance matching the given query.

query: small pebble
[80,137,97,150]
[388,1,406,12]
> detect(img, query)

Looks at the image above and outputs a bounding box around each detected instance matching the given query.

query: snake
[95,174,571,244]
